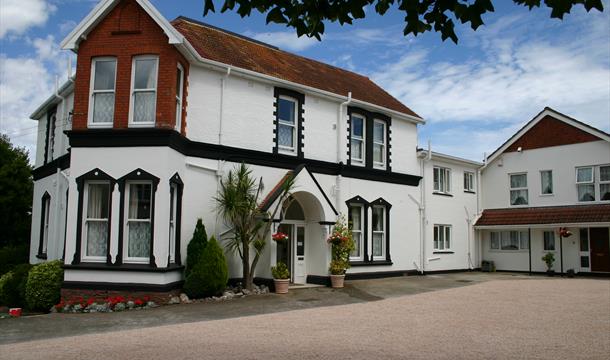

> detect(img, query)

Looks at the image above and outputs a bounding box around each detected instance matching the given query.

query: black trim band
[62,280,184,292]
[32,153,70,180]
[169,173,183,266]
[66,129,422,186]
[63,263,184,273]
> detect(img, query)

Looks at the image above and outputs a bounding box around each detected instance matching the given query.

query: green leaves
[201,0,603,44]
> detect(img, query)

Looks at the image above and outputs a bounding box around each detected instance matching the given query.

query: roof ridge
[172,16,372,83]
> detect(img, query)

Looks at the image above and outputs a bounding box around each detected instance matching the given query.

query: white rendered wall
[481,140,610,209]
[32,91,73,168]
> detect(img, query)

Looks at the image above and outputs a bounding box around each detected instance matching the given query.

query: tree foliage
[185,218,208,278]
[202,0,603,43]
[0,134,33,248]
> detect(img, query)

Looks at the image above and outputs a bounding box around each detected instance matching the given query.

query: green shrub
[271,262,290,279]
[184,236,228,298]
[25,260,63,312]
[0,263,32,307]
[0,244,29,276]
[185,219,208,278]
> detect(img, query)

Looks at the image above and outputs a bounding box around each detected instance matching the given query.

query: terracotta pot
[330,274,345,288]
[274,279,290,294]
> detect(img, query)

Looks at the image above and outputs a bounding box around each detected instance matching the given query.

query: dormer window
[350,114,365,166]
[277,96,297,153]
[89,57,116,127]
[130,56,158,126]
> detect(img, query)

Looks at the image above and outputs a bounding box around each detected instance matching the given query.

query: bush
[25,260,63,312]
[185,219,208,278]
[183,236,228,298]
[0,263,32,307]
[0,244,29,276]
[271,262,290,279]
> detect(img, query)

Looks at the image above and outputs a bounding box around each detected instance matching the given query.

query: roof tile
[475,204,610,226]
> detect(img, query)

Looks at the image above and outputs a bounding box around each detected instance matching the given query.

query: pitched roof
[474,204,610,227]
[171,16,420,119]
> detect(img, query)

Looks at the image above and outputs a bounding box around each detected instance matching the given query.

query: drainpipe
[474,152,488,268]
[464,206,474,270]
[335,92,352,210]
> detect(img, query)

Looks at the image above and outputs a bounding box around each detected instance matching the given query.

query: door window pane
[579,228,589,251]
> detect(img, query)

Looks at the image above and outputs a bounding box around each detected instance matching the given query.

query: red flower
[143,295,151,302]
[87,298,95,306]
[134,299,144,306]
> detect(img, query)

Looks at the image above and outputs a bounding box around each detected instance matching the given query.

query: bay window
[124,182,153,263]
[600,165,610,201]
[373,120,386,169]
[434,166,451,194]
[175,64,184,131]
[372,206,386,259]
[510,173,528,205]
[277,96,297,153]
[350,114,365,165]
[576,167,594,202]
[82,182,110,262]
[348,204,364,260]
[434,224,451,251]
[89,57,116,126]
[130,56,158,126]
[490,231,529,251]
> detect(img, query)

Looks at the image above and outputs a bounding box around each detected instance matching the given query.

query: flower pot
[546,270,555,277]
[330,274,345,288]
[274,279,290,294]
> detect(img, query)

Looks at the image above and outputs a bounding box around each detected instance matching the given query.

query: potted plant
[327,216,355,288]
[271,262,290,294]
[542,252,555,276]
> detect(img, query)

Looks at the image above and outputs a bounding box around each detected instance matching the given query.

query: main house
[27,0,610,295]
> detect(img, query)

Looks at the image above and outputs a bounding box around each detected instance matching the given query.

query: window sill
[87,123,113,129]
[464,190,476,194]
[349,260,393,266]
[36,253,47,260]
[128,122,156,128]
[433,192,453,197]
[539,193,554,197]
[63,263,184,273]
[433,251,454,254]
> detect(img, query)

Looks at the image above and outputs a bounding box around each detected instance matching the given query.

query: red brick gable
[72,0,189,132]
[504,115,602,153]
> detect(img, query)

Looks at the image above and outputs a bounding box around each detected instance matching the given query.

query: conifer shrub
[185,219,208,278]
[183,236,228,299]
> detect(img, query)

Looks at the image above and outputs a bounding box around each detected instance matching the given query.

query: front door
[276,223,306,284]
[590,227,610,272]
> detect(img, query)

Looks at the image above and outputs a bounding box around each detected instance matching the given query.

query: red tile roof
[171,17,420,118]
[475,205,610,227]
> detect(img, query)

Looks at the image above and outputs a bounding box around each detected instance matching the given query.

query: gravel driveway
[1,278,608,359]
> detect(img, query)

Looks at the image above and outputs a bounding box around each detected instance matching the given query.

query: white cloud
[0,0,57,39]
[244,30,321,52]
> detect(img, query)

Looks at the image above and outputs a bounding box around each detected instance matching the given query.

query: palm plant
[215,163,294,290]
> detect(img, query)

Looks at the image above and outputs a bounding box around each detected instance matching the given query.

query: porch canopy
[475,204,610,228]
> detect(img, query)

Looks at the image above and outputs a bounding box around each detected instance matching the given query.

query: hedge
[25,260,63,312]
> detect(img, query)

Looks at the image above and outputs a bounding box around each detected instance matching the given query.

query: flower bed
[53,295,157,313]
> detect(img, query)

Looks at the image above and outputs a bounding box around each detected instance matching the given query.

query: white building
[27,0,610,296]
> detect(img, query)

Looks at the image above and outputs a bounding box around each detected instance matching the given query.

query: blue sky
[1,0,608,163]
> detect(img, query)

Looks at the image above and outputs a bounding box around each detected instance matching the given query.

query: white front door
[293,225,306,284]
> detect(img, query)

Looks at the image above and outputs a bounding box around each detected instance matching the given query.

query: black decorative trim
[73,169,116,265]
[63,263,184,273]
[433,192,453,197]
[370,197,392,263]
[273,87,305,158]
[44,107,57,165]
[433,251,455,254]
[347,106,391,171]
[306,275,331,286]
[422,268,474,275]
[346,269,416,280]
[346,196,369,263]
[62,188,69,261]
[169,172,183,266]
[318,221,336,226]
[349,260,393,266]
[464,190,476,194]
[37,192,51,259]
[62,280,184,292]
[32,153,70,180]
[304,166,338,216]
[117,168,160,267]
[66,129,422,186]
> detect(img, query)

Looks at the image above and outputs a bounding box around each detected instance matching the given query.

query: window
[464,172,475,192]
[433,167,451,194]
[38,193,51,258]
[434,225,451,251]
[576,167,595,202]
[277,96,297,153]
[490,231,528,251]
[543,231,555,251]
[540,170,553,195]
[169,183,178,264]
[350,114,365,165]
[82,182,110,262]
[600,165,610,201]
[175,64,184,132]
[124,182,152,263]
[130,56,158,125]
[89,58,116,126]
[579,228,589,251]
[348,204,364,260]
[373,120,386,168]
[510,173,528,205]
[46,110,56,163]
[372,206,385,259]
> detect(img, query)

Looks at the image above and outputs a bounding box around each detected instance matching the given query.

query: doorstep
[288,283,325,290]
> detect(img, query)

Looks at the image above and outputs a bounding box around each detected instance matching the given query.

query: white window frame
[372,119,386,169]
[464,171,475,192]
[543,231,556,251]
[350,114,366,166]
[576,166,595,202]
[599,165,610,202]
[371,205,386,260]
[88,57,117,128]
[123,180,153,264]
[433,166,451,194]
[277,95,298,154]
[81,181,110,263]
[348,204,364,261]
[175,63,184,132]
[540,170,553,196]
[509,172,528,206]
[169,183,178,264]
[129,55,159,127]
[489,231,529,251]
[433,224,452,251]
